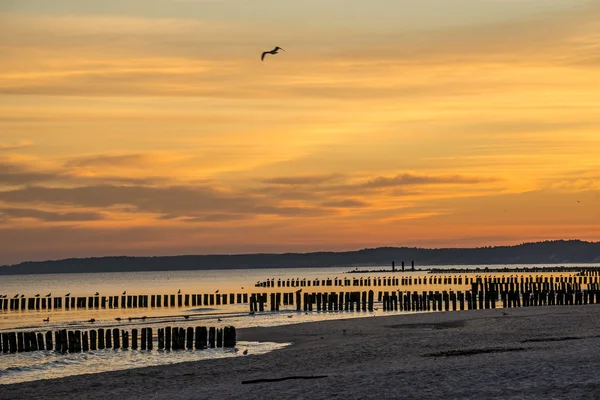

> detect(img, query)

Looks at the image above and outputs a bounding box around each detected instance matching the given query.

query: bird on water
[261,46,285,61]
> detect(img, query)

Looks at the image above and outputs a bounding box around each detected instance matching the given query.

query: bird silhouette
[184,315,190,319]
[115,317,122,321]
[13,294,19,299]
[88,318,96,323]
[95,292,99,296]
[178,289,181,294]
[123,291,126,295]
[217,318,222,322]
[43,317,50,322]
[20,294,24,298]
[35,294,40,297]
[65,293,70,297]
[261,46,285,61]
[46,293,51,297]
[215,290,219,294]
[243,349,248,355]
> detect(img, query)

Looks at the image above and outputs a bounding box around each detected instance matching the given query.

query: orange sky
[1,1,600,264]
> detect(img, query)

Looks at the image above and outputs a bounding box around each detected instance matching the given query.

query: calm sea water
[1,263,594,385]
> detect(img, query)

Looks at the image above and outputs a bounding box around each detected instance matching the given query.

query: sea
[0,263,595,385]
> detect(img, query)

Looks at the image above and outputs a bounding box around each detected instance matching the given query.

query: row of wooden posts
[0,326,236,354]
[1,292,256,312]
[248,281,600,313]
[254,272,599,288]
[2,274,597,313]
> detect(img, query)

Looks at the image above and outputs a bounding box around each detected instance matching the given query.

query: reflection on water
[0,340,289,385]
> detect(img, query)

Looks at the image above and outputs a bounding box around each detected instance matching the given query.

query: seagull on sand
[261,46,285,61]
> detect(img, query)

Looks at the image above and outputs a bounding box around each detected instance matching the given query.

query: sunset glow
[1,0,600,264]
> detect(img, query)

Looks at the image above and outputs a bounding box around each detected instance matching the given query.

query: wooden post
[113,328,120,349]
[90,330,97,351]
[199,327,208,350]
[165,327,171,350]
[67,331,74,353]
[9,332,17,353]
[46,331,53,351]
[141,328,147,350]
[106,329,112,349]
[187,327,194,349]
[209,327,216,348]
[2,332,9,353]
[172,327,179,350]
[194,327,202,350]
[217,328,223,348]
[98,328,104,350]
[158,328,165,350]
[82,331,89,352]
[178,328,185,349]
[122,330,129,349]
[147,328,153,350]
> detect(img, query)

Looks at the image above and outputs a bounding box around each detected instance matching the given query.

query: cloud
[321,199,370,208]
[0,158,61,185]
[65,154,153,168]
[262,174,343,185]
[183,213,249,222]
[359,173,495,190]
[0,141,34,151]
[0,184,331,219]
[0,207,104,222]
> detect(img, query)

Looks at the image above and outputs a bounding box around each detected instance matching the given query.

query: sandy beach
[3,305,600,399]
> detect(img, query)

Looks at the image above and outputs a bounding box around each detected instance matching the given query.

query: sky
[1,0,600,265]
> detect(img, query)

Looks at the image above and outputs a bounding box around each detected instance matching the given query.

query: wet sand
[3,305,600,399]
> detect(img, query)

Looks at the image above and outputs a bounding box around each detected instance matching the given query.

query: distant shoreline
[1,240,599,276]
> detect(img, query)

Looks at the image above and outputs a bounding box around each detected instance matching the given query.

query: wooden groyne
[0,292,254,313]
[0,325,236,354]
[253,271,599,289]
[3,271,599,313]
[248,276,600,313]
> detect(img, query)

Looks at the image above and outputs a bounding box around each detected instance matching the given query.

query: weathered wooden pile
[0,326,236,354]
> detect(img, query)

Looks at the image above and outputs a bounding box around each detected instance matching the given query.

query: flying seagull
[261,46,285,61]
